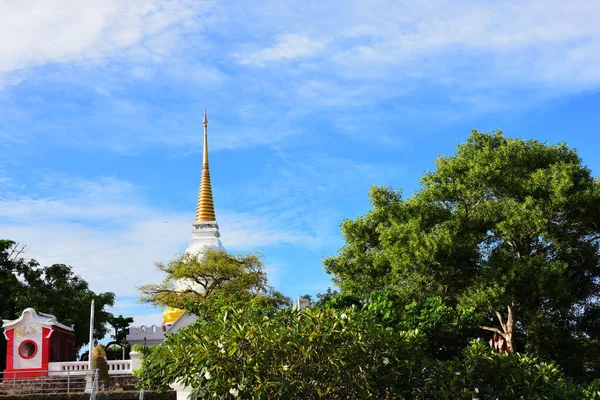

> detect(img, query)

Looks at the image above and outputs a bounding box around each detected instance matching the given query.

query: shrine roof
[2,308,74,332]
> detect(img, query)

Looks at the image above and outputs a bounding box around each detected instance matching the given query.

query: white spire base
[186,221,226,255]
[175,220,227,299]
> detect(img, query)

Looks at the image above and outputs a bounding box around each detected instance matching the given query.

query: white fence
[126,325,166,348]
[48,360,133,376]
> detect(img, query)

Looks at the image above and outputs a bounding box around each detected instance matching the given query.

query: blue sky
[1,0,599,328]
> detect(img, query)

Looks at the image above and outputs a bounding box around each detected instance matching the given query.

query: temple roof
[162,306,185,325]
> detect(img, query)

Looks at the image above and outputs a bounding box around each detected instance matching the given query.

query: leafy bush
[138,306,426,399]
[138,304,598,399]
[581,379,600,399]
[131,343,146,353]
[418,339,585,399]
[91,345,110,386]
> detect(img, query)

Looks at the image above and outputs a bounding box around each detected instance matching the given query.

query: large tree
[0,239,118,351]
[325,131,600,376]
[139,250,290,311]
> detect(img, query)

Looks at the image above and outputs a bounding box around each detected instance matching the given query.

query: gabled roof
[166,310,198,333]
[2,308,74,332]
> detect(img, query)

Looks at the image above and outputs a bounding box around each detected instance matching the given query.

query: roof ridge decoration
[2,308,74,332]
[195,109,217,223]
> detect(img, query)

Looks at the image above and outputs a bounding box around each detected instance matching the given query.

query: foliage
[0,239,120,351]
[419,339,588,399]
[137,302,599,399]
[581,380,600,399]
[91,345,110,384]
[367,291,477,359]
[316,289,475,359]
[108,314,134,342]
[0,240,31,325]
[105,344,129,361]
[314,288,362,309]
[324,131,600,378]
[131,343,146,353]
[139,250,290,311]
[137,305,426,399]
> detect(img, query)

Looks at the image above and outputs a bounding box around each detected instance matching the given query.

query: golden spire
[195,109,216,222]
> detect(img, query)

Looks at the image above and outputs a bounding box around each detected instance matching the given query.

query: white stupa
[127,110,226,345]
[186,109,225,256]
[162,109,226,329]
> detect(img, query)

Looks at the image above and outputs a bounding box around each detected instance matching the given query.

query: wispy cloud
[0,174,324,296]
[0,1,210,77]
[1,0,598,155]
[217,149,402,251]
[0,132,26,146]
[237,34,328,66]
[229,0,600,107]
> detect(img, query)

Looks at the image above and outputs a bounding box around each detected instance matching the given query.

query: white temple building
[126,110,225,347]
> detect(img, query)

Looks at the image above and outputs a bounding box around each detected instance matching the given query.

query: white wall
[12,312,43,370]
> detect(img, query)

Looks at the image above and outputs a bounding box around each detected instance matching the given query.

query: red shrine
[2,308,76,378]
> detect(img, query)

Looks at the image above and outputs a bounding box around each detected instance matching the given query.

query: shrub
[418,339,582,399]
[91,345,110,386]
[138,306,426,399]
[137,305,598,399]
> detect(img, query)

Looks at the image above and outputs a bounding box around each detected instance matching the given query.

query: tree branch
[7,242,28,262]
[479,326,505,336]
[145,288,203,296]
[496,311,507,333]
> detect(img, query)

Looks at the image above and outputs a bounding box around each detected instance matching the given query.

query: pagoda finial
[202,109,209,165]
[195,109,216,222]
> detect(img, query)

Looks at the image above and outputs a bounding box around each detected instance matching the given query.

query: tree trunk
[480,301,516,353]
[506,301,515,352]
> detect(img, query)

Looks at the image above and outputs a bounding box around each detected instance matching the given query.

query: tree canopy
[324,131,600,377]
[108,314,135,343]
[0,239,121,352]
[139,250,290,311]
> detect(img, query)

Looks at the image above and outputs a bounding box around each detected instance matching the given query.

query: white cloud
[1,0,598,154]
[0,174,322,297]
[2,0,599,95]
[0,0,210,81]
[219,211,318,249]
[232,0,600,92]
[237,34,328,66]
[0,132,26,145]
[334,0,600,89]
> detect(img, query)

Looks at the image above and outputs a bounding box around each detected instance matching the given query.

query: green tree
[325,131,600,377]
[316,289,476,359]
[1,240,32,321]
[139,250,290,311]
[108,314,135,342]
[0,239,120,351]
